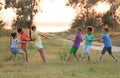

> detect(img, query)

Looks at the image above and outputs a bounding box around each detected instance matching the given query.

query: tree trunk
[29,0,35,39]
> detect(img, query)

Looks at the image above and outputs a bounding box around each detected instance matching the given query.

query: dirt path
[57,37,120,52]
[92,42,120,52]
[48,34,120,52]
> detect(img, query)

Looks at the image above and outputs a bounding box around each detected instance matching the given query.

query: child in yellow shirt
[31,26,48,63]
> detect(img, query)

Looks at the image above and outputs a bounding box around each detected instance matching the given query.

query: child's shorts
[101,47,112,54]
[35,43,43,49]
[21,46,28,53]
[11,47,19,55]
[69,47,78,54]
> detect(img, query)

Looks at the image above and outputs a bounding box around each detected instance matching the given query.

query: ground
[0,36,120,78]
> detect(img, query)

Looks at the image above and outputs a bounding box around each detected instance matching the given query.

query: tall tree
[5,0,40,38]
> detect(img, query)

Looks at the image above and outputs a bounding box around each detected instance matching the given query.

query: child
[31,26,48,63]
[65,27,82,62]
[92,27,118,62]
[10,32,28,64]
[81,26,94,61]
[17,28,30,63]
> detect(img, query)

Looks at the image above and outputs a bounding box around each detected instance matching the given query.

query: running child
[92,27,118,62]
[31,26,48,63]
[17,28,31,63]
[81,26,94,61]
[10,32,28,64]
[65,27,82,62]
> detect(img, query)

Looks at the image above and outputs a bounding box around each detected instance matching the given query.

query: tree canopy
[5,0,40,28]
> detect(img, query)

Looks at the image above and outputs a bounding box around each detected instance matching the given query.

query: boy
[81,26,94,61]
[92,27,118,62]
[31,26,48,63]
[17,28,30,62]
[65,27,82,62]
[10,32,28,64]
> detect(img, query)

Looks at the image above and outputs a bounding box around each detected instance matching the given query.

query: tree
[67,0,119,30]
[5,0,40,38]
[0,20,5,30]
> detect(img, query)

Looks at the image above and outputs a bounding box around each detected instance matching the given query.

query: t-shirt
[11,39,19,48]
[85,34,94,46]
[73,34,82,49]
[102,33,112,47]
[32,31,42,44]
[20,33,28,47]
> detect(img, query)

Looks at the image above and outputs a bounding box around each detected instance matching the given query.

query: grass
[0,36,120,78]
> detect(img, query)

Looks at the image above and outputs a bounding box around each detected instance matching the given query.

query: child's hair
[31,26,36,31]
[103,27,108,32]
[87,26,94,32]
[77,27,82,32]
[11,32,17,38]
[17,28,22,33]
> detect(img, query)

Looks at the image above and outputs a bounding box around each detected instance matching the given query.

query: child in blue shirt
[81,26,94,61]
[92,28,118,62]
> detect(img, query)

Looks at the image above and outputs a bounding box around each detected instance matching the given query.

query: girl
[81,26,94,61]
[10,32,28,64]
[31,26,48,63]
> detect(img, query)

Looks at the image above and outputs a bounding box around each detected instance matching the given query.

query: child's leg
[18,50,27,62]
[65,53,71,62]
[98,47,107,62]
[21,46,28,62]
[81,46,86,61]
[73,54,80,62]
[98,54,103,62]
[107,47,118,61]
[12,55,16,61]
[11,55,16,64]
[86,46,91,61]
[38,48,47,63]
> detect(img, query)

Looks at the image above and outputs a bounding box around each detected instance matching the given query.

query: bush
[0,29,12,37]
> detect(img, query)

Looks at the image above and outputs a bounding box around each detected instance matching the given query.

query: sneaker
[23,61,28,64]
[97,59,101,62]
[44,61,48,64]
[63,61,66,64]
[10,61,15,65]
[115,59,118,62]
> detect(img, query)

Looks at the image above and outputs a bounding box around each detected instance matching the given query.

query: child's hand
[44,37,49,40]
[90,40,93,42]
[68,38,71,40]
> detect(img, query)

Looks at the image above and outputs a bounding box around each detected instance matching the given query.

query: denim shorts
[11,47,19,55]
[101,47,112,54]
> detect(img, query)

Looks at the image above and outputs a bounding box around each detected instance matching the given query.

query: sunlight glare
[0,0,16,29]
[33,0,75,32]
[92,1,112,15]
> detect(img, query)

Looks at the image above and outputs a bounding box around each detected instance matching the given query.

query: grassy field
[0,36,120,78]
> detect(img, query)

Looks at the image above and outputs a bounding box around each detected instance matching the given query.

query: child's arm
[68,38,75,41]
[19,41,29,43]
[9,36,12,49]
[30,38,36,41]
[24,34,32,41]
[39,33,49,39]
[92,37,103,42]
